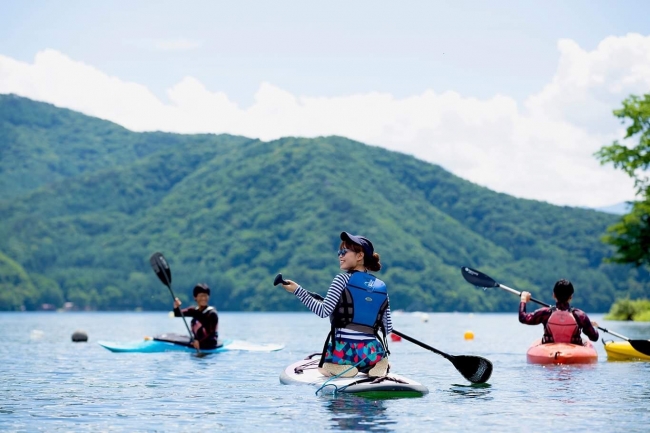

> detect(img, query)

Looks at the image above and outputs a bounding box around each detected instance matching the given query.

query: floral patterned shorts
[323,338,386,370]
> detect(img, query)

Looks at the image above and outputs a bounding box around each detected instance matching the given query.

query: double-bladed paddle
[460,266,650,356]
[274,273,493,384]
[149,252,203,356]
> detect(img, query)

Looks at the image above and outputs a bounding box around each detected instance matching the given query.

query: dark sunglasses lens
[337,249,348,256]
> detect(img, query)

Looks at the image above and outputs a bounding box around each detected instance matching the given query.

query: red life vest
[545,308,578,344]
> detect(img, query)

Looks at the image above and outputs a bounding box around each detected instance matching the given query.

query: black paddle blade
[451,355,493,384]
[629,340,650,356]
[461,267,498,289]
[149,252,172,286]
[273,273,287,286]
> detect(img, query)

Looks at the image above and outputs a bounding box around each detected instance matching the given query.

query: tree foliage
[1,94,648,312]
[595,94,650,267]
[601,200,650,266]
[0,251,41,310]
[604,297,650,321]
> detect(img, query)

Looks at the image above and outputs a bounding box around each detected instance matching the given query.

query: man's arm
[173,306,197,318]
[575,309,599,341]
[519,302,551,325]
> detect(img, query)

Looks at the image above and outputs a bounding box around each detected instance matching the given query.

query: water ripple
[0,312,648,432]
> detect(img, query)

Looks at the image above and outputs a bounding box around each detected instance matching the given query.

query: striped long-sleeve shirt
[294,272,393,341]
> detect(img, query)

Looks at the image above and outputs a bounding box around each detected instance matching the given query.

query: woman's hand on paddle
[520,291,531,303]
[591,321,598,328]
[173,297,182,308]
[191,340,200,350]
[281,279,299,294]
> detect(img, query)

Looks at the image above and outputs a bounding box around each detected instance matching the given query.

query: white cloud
[0,49,173,131]
[2,34,648,207]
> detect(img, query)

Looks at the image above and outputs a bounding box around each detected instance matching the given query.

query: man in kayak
[173,283,219,350]
[519,279,598,345]
[280,232,393,378]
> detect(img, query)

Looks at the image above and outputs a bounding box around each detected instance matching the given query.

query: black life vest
[191,306,219,348]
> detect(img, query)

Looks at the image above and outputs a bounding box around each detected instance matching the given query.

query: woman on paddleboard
[519,279,598,345]
[280,232,393,378]
[173,283,219,350]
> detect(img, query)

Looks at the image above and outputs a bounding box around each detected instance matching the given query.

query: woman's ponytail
[365,253,381,272]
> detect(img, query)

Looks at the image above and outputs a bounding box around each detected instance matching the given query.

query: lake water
[1,311,649,432]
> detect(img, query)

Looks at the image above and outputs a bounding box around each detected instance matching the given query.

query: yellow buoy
[464,331,474,340]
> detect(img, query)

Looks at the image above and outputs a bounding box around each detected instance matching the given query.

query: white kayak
[280,354,429,398]
[98,333,284,353]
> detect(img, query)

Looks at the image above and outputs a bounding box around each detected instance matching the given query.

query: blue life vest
[320,272,390,368]
[331,271,389,334]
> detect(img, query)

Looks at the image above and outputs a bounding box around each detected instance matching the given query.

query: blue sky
[2,0,647,105]
[1,1,649,207]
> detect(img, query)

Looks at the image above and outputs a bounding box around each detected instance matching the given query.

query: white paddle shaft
[498,284,521,296]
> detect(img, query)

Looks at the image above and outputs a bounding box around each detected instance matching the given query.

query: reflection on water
[447,383,493,400]
[537,364,598,405]
[540,364,597,380]
[323,395,395,432]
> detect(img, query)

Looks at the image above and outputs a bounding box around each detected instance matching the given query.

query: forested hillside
[1,94,647,312]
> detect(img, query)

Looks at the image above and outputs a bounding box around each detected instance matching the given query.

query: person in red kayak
[519,279,598,345]
[173,283,219,350]
[279,232,393,378]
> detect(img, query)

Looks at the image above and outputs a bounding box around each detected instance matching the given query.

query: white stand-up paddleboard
[280,354,428,398]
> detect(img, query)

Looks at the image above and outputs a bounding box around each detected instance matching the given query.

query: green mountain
[0,94,647,312]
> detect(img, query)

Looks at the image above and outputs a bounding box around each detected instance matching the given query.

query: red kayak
[526,339,598,364]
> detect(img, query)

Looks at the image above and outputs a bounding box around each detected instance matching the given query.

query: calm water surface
[1,311,649,432]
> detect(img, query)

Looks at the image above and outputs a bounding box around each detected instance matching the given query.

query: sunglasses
[337,248,352,257]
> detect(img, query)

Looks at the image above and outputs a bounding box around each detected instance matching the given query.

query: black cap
[193,283,210,297]
[340,232,374,258]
